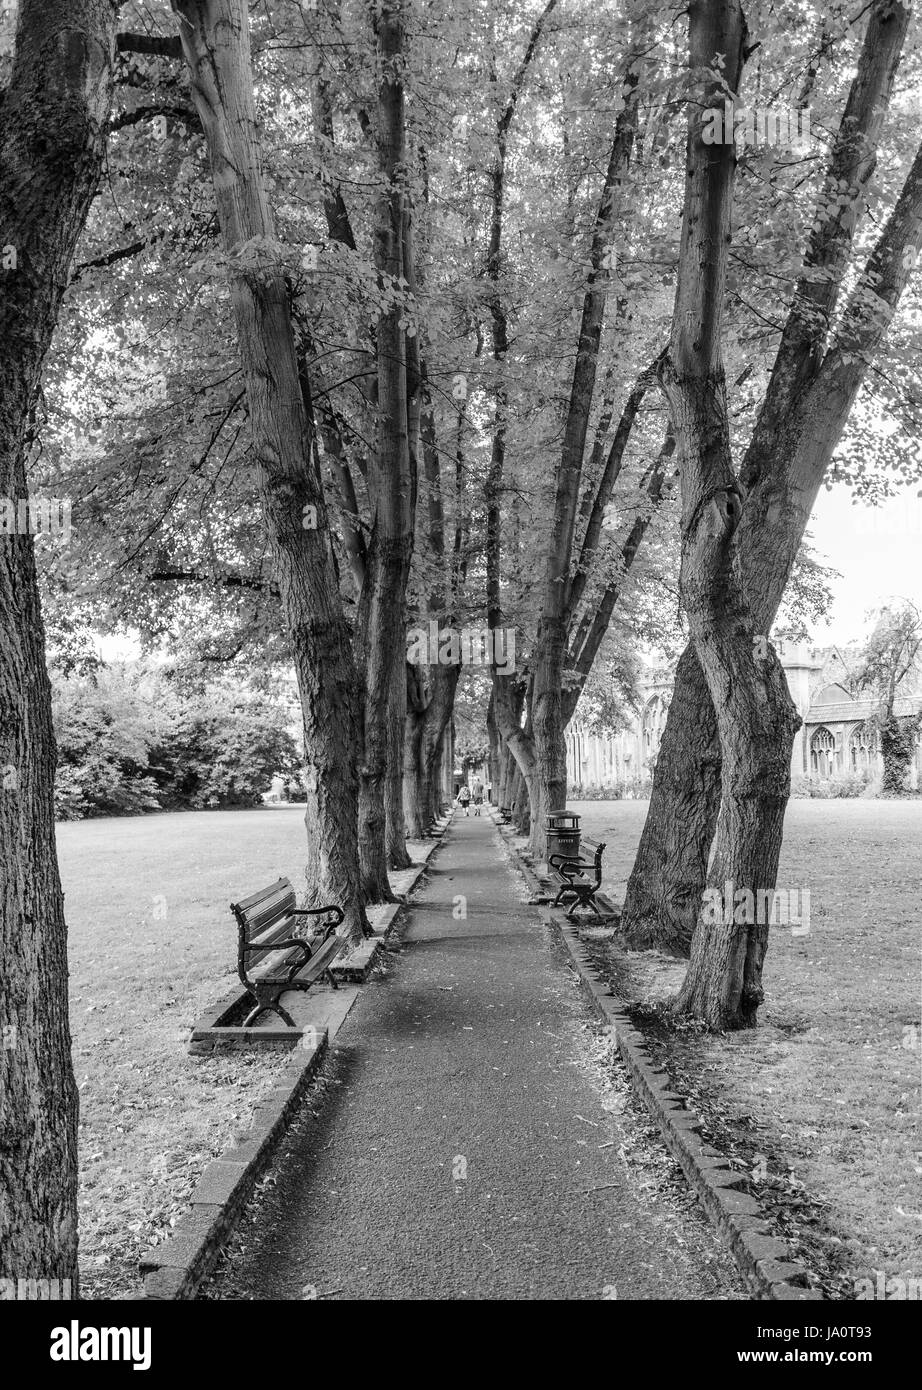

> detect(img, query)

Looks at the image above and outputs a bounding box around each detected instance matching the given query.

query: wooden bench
[231,877,345,1028]
[499,805,513,823]
[549,836,607,920]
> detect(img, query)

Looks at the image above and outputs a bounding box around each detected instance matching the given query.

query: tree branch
[740,0,911,492]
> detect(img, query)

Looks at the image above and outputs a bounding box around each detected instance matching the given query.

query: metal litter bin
[546,809,581,865]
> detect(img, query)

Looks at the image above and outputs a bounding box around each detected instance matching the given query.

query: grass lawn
[59,806,353,1298]
[60,799,921,1298]
[571,798,922,1295]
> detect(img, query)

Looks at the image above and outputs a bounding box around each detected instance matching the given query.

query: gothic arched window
[848,721,878,772]
[810,726,837,778]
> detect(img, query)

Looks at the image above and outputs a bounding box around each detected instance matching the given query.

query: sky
[808,482,922,648]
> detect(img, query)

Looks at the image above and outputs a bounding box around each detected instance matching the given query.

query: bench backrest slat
[578,838,605,886]
[232,880,296,935]
[230,872,289,917]
[243,892,296,937]
[232,877,300,968]
[244,918,300,958]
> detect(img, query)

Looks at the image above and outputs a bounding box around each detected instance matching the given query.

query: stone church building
[565,640,922,793]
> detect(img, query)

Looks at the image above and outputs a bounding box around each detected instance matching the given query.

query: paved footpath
[205,815,742,1300]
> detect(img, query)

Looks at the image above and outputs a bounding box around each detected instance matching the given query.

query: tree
[657,0,802,1030]
[853,601,922,792]
[0,0,117,1293]
[623,0,922,958]
[171,0,370,942]
[354,0,416,896]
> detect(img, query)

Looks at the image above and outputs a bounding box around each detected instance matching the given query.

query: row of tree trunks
[0,0,118,1292]
[403,663,459,836]
[174,0,369,942]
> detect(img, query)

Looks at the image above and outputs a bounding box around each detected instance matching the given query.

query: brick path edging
[497,820,823,1303]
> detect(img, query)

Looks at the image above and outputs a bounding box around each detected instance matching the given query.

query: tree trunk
[673,655,799,1027]
[527,96,638,857]
[0,0,117,1291]
[357,537,407,899]
[386,660,411,868]
[658,0,804,1030]
[512,768,531,836]
[621,645,721,952]
[356,0,415,901]
[531,620,568,846]
[403,675,428,839]
[507,762,524,825]
[487,695,500,801]
[174,0,368,942]
[496,741,510,808]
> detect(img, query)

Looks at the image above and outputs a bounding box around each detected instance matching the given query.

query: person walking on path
[471,782,484,816]
[457,783,471,816]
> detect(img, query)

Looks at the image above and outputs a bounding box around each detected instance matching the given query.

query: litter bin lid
[546,810,581,828]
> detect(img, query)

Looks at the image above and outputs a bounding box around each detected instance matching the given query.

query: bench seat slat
[248,932,344,987]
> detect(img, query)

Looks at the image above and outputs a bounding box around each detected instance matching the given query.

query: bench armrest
[549,853,588,877]
[242,935,312,962]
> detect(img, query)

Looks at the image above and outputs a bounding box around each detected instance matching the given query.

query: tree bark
[173,0,368,942]
[483,3,559,846]
[486,694,500,802]
[620,645,720,952]
[385,659,412,868]
[0,0,117,1291]
[355,0,415,900]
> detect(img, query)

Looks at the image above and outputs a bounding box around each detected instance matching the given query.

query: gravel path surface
[203,815,743,1300]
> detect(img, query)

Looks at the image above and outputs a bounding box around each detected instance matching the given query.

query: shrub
[790,772,879,799]
[572,777,652,800]
[53,662,300,819]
